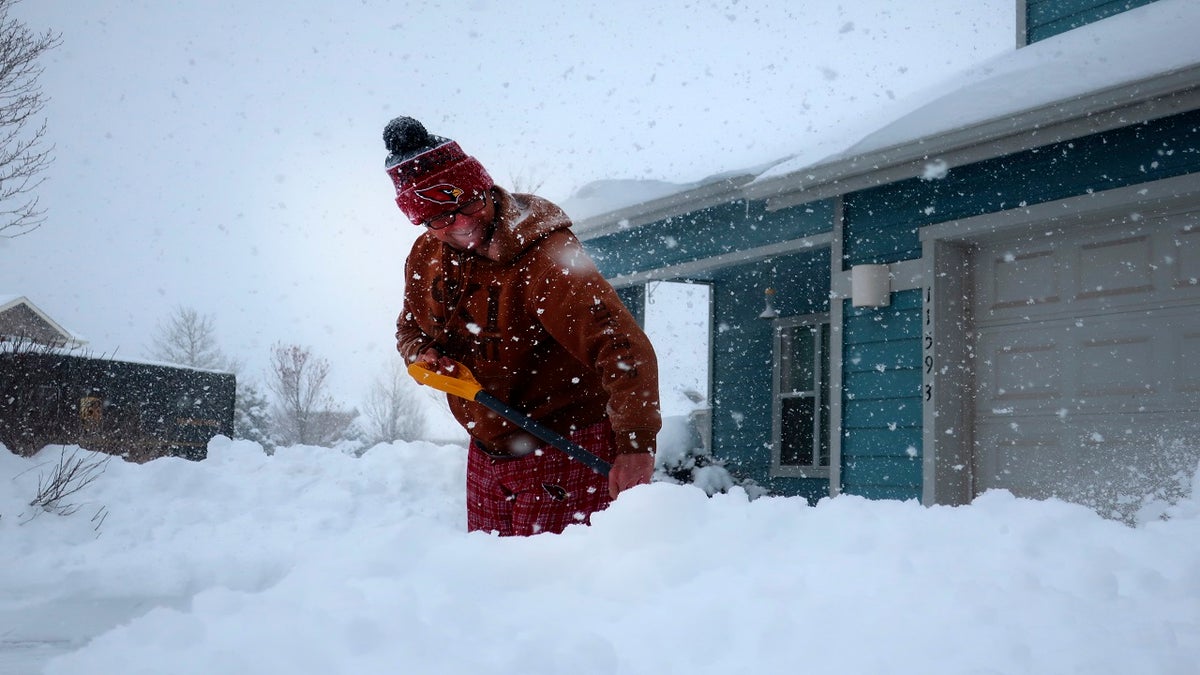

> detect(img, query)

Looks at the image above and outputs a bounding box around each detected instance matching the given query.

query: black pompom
[383,117,434,155]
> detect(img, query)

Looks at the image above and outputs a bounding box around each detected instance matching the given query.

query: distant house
[567,0,1200,519]
[0,295,86,348]
[0,296,235,461]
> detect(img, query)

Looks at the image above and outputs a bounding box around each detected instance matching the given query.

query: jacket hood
[475,188,572,263]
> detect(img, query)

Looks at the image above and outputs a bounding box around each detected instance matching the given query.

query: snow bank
[2,438,1198,675]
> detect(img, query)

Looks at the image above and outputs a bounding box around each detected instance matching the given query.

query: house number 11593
[923,286,933,402]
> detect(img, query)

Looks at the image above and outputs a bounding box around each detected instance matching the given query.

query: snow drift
[2,437,1198,675]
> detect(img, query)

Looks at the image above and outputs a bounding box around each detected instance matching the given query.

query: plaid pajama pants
[466,420,616,536]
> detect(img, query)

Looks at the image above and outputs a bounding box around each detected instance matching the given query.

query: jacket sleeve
[525,234,661,455]
[395,247,435,363]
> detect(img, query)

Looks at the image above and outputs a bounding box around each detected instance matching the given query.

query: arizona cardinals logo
[415,184,465,204]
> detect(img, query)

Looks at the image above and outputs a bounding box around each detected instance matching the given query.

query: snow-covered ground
[3,437,1198,675]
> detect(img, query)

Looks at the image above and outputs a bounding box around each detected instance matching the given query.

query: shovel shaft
[408,361,611,476]
[475,392,611,476]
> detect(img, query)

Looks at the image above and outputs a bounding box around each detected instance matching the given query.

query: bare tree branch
[148,306,236,372]
[362,357,426,445]
[508,167,545,195]
[267,343,356,447]
[0,1,61,238]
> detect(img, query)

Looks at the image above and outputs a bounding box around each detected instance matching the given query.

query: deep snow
[3,436,1199,675]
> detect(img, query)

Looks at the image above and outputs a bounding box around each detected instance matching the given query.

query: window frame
[770,312,832,479]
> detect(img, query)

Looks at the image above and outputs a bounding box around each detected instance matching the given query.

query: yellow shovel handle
[407,360,484,401]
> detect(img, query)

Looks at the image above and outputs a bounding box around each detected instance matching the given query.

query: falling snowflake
[921,159,950,180]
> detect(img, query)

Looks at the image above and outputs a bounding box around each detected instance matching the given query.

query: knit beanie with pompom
[383,117,493,226]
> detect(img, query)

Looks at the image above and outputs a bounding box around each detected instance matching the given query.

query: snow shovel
[407,360,611,476]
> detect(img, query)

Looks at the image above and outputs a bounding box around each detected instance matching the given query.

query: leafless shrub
[25,446,109,518]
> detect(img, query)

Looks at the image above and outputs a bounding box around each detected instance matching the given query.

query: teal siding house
[565,0,1200,518]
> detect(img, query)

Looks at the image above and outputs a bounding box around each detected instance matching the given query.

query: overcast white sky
[0,1,1012,409]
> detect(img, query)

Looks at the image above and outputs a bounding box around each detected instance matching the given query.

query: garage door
[972,212,1200,518]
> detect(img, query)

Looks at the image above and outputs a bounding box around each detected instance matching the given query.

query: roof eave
[746,63,1200,210]
[574,172,760,241]
[0,295,88,348]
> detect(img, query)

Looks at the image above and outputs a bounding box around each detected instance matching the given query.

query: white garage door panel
[984,248,1062,312]
[1181,329,1200,393]
[1074,307,1200,408]
[978,246,1062,316]
[978,327,1063,407]
[1076,233,1154,300]
[974,419,1064,499]
[975,414,1198,511]
[972,214,1200,517]
[1077,333,1154,397]
[1173,225,1200,287]
[976,306,1200,416]
[978,221,1200,325]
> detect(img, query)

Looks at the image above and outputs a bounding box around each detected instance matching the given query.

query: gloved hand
[418,348,461,376]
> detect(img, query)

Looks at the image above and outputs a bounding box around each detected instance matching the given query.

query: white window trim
[770,312,832,479]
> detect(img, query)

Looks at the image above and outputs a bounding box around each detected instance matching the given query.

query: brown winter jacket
[395,187,661,457]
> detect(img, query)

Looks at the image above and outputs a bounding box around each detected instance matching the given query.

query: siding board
[842,456,923,492]
[843,483,923,501]
[842,428,923,458]
[844,398,922,430]
[843,368,921,400]
[844,338,922,373]
[844,109,1200,267]
[1027,0,1158,43]
[843,309,922,345]
[587,199,833,279]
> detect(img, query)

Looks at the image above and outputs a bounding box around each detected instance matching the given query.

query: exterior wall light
[851,264,892,308]
[758,287,780,320]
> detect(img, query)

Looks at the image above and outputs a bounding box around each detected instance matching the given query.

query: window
[771,315,831,478]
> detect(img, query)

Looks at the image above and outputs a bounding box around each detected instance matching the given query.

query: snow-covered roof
[0,295,87,348]
[562,170,761,240]
[569,0,1200,235]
